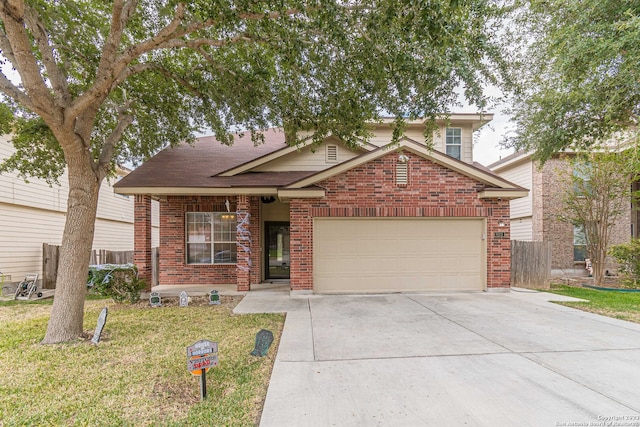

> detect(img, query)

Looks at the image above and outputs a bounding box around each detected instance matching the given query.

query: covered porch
[133,193,298,292]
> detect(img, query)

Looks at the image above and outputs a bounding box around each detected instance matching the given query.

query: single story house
[114,114,528,294]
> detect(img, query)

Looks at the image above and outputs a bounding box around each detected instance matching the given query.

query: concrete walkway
[234,288,640,426]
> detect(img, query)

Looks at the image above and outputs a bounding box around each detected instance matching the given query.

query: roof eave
[277,187,326,201]
[114,187,280,197]
[477,189,529,200]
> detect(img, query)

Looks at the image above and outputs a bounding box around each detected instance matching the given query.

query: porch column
[236,195,251,291]
[134,195,153,291]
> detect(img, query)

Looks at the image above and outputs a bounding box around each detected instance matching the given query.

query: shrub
[609,239,640,288]
[88,265,145,303]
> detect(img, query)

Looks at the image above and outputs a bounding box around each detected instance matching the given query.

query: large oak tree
[505,0,640,160]
[0,0,509,343]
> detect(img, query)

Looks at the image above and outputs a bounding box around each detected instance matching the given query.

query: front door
[265,222,290,280]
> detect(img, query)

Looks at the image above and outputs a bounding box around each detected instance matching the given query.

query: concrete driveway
[234,290,640,426]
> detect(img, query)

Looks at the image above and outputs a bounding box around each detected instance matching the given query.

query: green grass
[548,284,640,323]
[0,296,284,426]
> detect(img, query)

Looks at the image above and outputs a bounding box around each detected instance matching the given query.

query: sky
[471,108,515,166]
[458,84,516,167]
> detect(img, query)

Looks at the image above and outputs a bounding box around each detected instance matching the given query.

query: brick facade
[156,195,261,287]
[290,152,512,290]
[139,153,512,291]
[533,157,630,271]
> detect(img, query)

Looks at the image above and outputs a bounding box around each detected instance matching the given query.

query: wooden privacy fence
[511,240,552,289]
[42,244,159,289]
[89,249,134,265]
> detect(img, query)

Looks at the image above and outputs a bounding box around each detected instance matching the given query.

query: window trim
[445,127,462,160]
[573,224,587,262]
[185,212,237,265]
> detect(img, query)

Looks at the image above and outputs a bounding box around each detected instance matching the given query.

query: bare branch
[0,71,33,109]
[98,101,133,176]
[22,3,70,106]
[0,0,58,122]
[96,0,138,83]
[0,26,18,65]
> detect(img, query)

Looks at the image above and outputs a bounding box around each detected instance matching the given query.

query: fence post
[42,243,59,289]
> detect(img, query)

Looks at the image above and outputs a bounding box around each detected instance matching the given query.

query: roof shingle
[115,130,292,188]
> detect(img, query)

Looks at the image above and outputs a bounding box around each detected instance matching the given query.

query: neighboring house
[489,151,631,276]
[0,134,159,288]
[115,114,528,294]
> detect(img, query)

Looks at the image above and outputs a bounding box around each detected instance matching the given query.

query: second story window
[446,128,462,160]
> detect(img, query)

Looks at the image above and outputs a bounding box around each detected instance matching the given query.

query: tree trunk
[42,155,101,344]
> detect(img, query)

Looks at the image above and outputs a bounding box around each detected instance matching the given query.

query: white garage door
[313,218,485,293]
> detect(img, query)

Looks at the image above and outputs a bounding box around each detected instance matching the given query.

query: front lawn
[0,296,284,426]
[548,284,640,324]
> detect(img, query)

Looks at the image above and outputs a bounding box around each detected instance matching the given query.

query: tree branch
[0,25,18,65]
[0,71,33,110]
[69,1,186,119]
[70,2,366,120]
[0,0,58,122]
[98,101,133,176]
[157,34,257,50]
[112,63,204,97]
[95,0,138,85]
[22,3,70,106]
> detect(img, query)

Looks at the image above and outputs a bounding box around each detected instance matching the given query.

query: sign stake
[186,340,218,401]
[200,368,207,400]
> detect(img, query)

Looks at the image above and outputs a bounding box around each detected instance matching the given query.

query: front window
[186,212,237,264]
[573,225,587,261]
[445,128,462,160]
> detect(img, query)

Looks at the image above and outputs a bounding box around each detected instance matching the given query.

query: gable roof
[115,125,527,200]
[285,137,526,194]
[218,135,375,176]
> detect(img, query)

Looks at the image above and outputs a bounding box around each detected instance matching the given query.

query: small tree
[558,147,639,285]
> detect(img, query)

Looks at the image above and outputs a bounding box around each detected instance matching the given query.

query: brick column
[486,201,511,291]
[134,195,153,291]
[249,197,261,285]
[236,195,251,291]
[289,200,313,291]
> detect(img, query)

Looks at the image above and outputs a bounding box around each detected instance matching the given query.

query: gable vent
[326,145,338,163]
[396,161,408,185]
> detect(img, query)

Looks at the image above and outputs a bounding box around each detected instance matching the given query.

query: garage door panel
[314,218,485,293]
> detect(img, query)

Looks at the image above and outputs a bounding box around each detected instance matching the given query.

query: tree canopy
[1,0,509,182]
[0,0,512,343]
[504,0,640,161]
